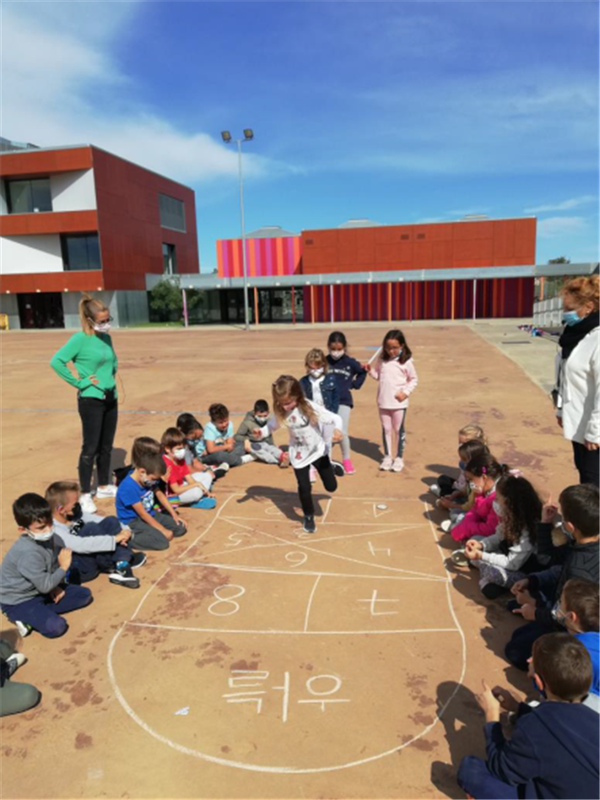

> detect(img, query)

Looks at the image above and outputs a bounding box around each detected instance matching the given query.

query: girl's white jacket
[269,401,342,469]
[556,326,600,445]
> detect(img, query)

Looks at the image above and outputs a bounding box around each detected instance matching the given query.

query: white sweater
[480,526,534,571]
[556,327,600,445]
[269,400,342,469]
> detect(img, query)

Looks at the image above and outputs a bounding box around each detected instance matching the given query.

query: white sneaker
[14,620,32,638]
[392,457,404,473]
[440,519,453,533]
[451,549,470,566]
[96,485,117,498]
[240,454,255,465]
[379,456,393,471]
[6,652,27,677]
[80,493,97,514]
[430,483,441,497]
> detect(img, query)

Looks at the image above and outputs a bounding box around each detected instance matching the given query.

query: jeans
[78,396,118,492]
[202,445,246,467]
[67,517,131,583]
[572,440,600,487]
[1,585,93,639]
[294,454,337,516]
[128,512,186,551]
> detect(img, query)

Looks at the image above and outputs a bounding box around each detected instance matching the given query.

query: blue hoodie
[576,631,600,696]
[484,701,599,799]
[326,353,367,408]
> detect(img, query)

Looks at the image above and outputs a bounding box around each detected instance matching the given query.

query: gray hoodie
[0,535,66,606]
[52,511,119,554]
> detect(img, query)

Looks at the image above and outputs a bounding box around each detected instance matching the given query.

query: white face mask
[93,321,111,334]
[26,527,54,542]
[173,447,186,460]
[310,368,324,378]
[329,350,344,360]
[492,500,503,517]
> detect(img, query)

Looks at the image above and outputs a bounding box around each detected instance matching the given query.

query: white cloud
[524,196,598,213]
[537,216,587,238]
[1,3,296,184]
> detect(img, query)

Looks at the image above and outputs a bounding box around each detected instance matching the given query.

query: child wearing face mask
[366,329,418,473]
[430,423,488,499]
[161,428,218,509]
[459,475,543,599]
[326,332,367,475]
[116,444,186,550]
[234,400,289,468]
[300,350,340,482]
[46,480,143,589]
[0,493,92,639]
[556,578,599,701]
[447,452,509,541]
[265,375,343,534]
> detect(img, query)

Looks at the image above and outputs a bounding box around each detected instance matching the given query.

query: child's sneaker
[129,552,147,569]
[342,459,356,475]
[14,620,33,638]
[80,493,97,514]
[309,466,317,483]
[302,515,316,534]
[391,457,404,473]
[331,460,345,477]
[109,565,140,589]
[278,452,290,469]
[451,548,470,566]
[440,519,453,533]
[96,484,117,498]
[191,497,217,510]
[379,456,393,471]
[212,466,229,481]
[240,454,255,465]
[430,483,441,497]
[5,652,27,677]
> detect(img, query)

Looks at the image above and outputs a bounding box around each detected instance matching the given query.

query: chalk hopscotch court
[109,495,465,774]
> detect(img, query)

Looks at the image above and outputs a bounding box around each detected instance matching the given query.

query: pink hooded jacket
[369,357,418,410]
[451,489,499,542]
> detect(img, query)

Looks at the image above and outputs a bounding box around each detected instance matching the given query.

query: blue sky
[3,0,599,269]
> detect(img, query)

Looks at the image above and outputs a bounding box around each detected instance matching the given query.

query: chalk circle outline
[107,582,466,774]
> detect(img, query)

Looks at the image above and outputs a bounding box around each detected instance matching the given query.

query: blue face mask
[458,460,466,471]
[561,522,574,541]
[562,310,583,327]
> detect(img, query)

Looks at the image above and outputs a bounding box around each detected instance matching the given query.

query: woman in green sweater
[50,294,119,513]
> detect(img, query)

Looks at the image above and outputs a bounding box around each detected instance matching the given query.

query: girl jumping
[367,329,418,472]
[266,375,343,534]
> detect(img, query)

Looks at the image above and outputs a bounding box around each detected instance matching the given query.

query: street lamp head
[221,131,232,143]
[243,129,254,140]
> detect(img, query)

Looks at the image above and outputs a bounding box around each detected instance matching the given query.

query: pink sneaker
[343,459,356,475]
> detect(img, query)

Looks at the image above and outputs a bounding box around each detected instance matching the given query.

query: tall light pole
[221,129,254,330]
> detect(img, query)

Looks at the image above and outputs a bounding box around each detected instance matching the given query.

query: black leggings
[572,441,600,487]
[293,454,337,516]
[78,396,119,492]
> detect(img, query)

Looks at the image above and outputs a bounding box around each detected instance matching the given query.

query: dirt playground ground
[0,322,576,799]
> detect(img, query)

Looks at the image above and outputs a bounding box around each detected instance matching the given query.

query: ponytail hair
[465,451,509,480]
[79,293,108,335]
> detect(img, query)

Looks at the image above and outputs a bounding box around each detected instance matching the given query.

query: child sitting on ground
[175,413,227,476]
[458,475,543,599]
[458,632,599,800]
[555,578,599,698]
[116,441,186,551]
[445,452,508,540]
[506,483,599,671]
[0,494,92,638]
[161,427,218,509]
[203,404,255,468]
[234,400,289,468]
[430,423,487,498]
[46,480,144,589]
[437,438,489,525]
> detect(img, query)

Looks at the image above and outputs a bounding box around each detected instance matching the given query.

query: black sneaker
[302,515,316,534]
[331,460,345,477]
[109,567,140,589]
[129,552,147,569]
[213,467,228,481]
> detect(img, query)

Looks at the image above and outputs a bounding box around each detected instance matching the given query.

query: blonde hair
[305,348,328,371]
[272,375,317,426]
[79,293,108,335]
[45,480,80,510]
[459,423,487,445]
[560,275,599,312]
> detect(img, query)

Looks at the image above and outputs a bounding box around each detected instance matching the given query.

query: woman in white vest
[554,275,599,486]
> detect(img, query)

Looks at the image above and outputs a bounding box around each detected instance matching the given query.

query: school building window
[162,242,177,274]
[61,233,102,271]
[159,193,186,232]
[6,178,52,214]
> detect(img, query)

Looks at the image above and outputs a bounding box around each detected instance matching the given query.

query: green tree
[149,278,182,321]
[548,257,571,264]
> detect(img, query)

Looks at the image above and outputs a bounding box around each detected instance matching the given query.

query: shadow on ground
[235,485,329,521]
